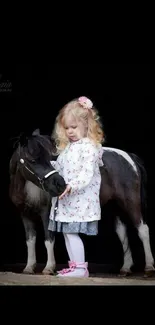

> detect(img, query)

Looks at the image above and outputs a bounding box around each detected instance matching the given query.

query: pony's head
[10,129,66,197]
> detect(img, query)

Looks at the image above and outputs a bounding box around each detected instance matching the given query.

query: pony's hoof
[119,269,132,277]
[23,266,36,274]
[144,268,155,278]
[42,267,56,275]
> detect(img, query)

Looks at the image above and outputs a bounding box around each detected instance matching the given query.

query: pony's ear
[32,128,40,136]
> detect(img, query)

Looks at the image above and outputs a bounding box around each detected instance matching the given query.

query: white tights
[63,233,85,263]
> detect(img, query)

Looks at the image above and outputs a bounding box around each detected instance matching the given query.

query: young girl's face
[64,114,87,142]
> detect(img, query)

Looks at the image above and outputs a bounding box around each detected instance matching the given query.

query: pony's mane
[9,168,26,207]
[11,133,55,160]
[25,134,53,160]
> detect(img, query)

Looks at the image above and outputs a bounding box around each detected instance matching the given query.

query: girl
[48,96,105,277]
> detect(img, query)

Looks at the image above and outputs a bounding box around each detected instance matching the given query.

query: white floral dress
[48,138,104,235]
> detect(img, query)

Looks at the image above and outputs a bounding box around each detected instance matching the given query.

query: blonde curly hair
[51,97,105,154]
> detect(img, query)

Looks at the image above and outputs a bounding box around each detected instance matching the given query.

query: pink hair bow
[78,96,93,109]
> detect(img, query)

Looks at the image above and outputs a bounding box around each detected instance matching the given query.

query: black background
[0,64,155,271]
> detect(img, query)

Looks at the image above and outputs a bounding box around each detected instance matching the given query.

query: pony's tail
[129,153,147,223]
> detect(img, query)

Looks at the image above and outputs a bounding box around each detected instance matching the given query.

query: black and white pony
[9,129,154,276]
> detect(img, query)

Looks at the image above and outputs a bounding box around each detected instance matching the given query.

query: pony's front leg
[22,216,36,274]
[40,207,56,275]
[115,217,133,276]
[43,237,55,275]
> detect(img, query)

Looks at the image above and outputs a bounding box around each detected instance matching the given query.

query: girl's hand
[59,184,71,200]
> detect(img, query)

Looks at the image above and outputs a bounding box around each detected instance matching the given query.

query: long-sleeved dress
[48,137,104,235]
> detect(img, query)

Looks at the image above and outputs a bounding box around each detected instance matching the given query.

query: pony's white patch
[138,220,154,270]
[24,181,42,204]
[26,236,36,267]
[44,239,56,269]
[116,218,133,271]
[103,147,137,173]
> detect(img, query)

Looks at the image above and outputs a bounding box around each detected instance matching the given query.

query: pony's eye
[31,159,35,163]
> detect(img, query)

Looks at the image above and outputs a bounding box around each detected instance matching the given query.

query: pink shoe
[57,261,76,276]
[57,261,89,277]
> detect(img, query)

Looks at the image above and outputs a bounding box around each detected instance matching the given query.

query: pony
[9,129,154,276]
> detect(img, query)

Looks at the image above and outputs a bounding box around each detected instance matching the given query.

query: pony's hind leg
[22,216,37,274]
[40,206,56,275]
[124,206,154,275]
[115,217,133,276]
[137,220,155,275]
